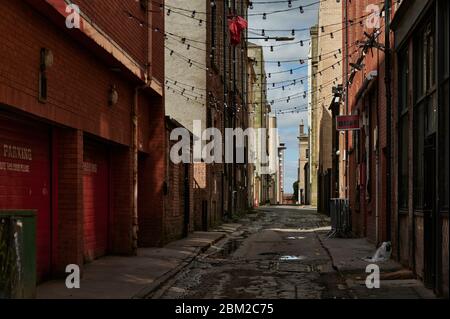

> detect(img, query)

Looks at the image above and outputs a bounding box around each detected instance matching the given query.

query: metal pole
[223,0,228,218]
[385,0,392,241]
[233,0,237,215]
[344,0,349,199]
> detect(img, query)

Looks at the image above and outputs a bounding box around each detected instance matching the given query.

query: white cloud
[249,1,318,193]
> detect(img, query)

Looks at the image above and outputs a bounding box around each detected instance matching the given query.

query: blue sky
[248,1,319,193]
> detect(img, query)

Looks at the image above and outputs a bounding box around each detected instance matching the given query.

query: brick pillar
[138,96,165,247]
[110,146,134,255]
[54,128,83,276]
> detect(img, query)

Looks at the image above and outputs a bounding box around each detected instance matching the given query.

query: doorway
[423,134,438,290]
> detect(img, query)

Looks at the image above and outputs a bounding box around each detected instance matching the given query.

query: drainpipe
[376,62,381,245]
[131,0,153,253]
[344,0,349,199]
[131,87,140,254]
[375,126,379,244]
[223,0,228,217]
[385,0,392,242]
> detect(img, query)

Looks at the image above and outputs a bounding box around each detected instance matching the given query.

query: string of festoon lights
[162,14,374,51]
[163,43,357,94]
[165,72,337,114]
[126,7,375,53]
[127,0,387,113]
[136,0,386,35]
[165,40,345,77]
[160,0,321,17]
[159,27,384,103]
[167,72,341,104]
[166,72,343,109]
[156,13,364,72]
[162,41,373,109]
[273,96,335,116]
[162,41,357,105]
[162,31,362,69]
[164,42,353,93]
[159,0,385,20]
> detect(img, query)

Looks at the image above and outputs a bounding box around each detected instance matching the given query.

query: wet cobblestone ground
[155,207,352,299]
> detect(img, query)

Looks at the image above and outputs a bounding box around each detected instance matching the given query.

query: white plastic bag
[363,241,392,262]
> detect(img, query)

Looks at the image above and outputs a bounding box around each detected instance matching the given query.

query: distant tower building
[298,120,309,204]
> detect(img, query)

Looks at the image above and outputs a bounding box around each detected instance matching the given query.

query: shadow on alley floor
[37,206,436,299]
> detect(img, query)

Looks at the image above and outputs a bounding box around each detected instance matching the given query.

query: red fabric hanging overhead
[228,16,248,46]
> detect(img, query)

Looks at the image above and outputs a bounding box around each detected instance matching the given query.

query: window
[414,21,435,102]
[443,0,449,78]
[398,48,409,209]
[439,0,449,211]
[413,18,436,209]
[306,149,309,159]
[441,80,449,210]
[413,104,425,208]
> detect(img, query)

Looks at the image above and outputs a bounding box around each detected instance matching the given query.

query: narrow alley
[151,207,433,299]
[1,0,448,305]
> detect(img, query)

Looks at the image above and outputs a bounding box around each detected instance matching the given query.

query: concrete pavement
[154,206,436,299]
[37,206,436,299]
[37,229,237,299]
[318,234,436,299]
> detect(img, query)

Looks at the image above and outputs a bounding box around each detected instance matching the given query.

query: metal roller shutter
[0,114,51,281]
[83,140,109,261]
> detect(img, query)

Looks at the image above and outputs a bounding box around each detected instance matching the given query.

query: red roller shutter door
[83,140,109,261]
[0,114,51,281]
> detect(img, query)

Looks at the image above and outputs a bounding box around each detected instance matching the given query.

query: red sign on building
[336,115,360,130]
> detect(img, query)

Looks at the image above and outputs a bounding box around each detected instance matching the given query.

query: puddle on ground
[209,238,243,258]
[286,236,305,240]
[279,255,307,261]
[259,252,279,256]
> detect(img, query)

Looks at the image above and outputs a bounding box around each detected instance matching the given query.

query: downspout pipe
[131,0,153,253]
[344,0,349,199]
[223,0,230,218]
[385,0,392,242]
[132,87,142,254]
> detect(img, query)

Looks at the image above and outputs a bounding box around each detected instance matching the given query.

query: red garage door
[83,140,109,261]
[0,114,51,281]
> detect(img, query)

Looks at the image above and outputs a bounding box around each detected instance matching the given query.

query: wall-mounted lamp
[40,48,54,70]
[108,85,119,106]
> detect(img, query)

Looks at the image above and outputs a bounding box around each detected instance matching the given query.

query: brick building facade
[207,0,249,221]
[343,0,390,247]
[342,0,448,297]
[0,0,165,283]
[390,0,449,297]
[164,117,194,243]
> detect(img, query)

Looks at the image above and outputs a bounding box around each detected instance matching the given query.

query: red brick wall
[54,128,84,276]
[164,147,194,242]
[0,0,134,146]
[150,0,165,84]
[344,0,390,244]
[73,0,148,66]
[138,94,166,247]
[1,0,166,276]
[110,146,134,255]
